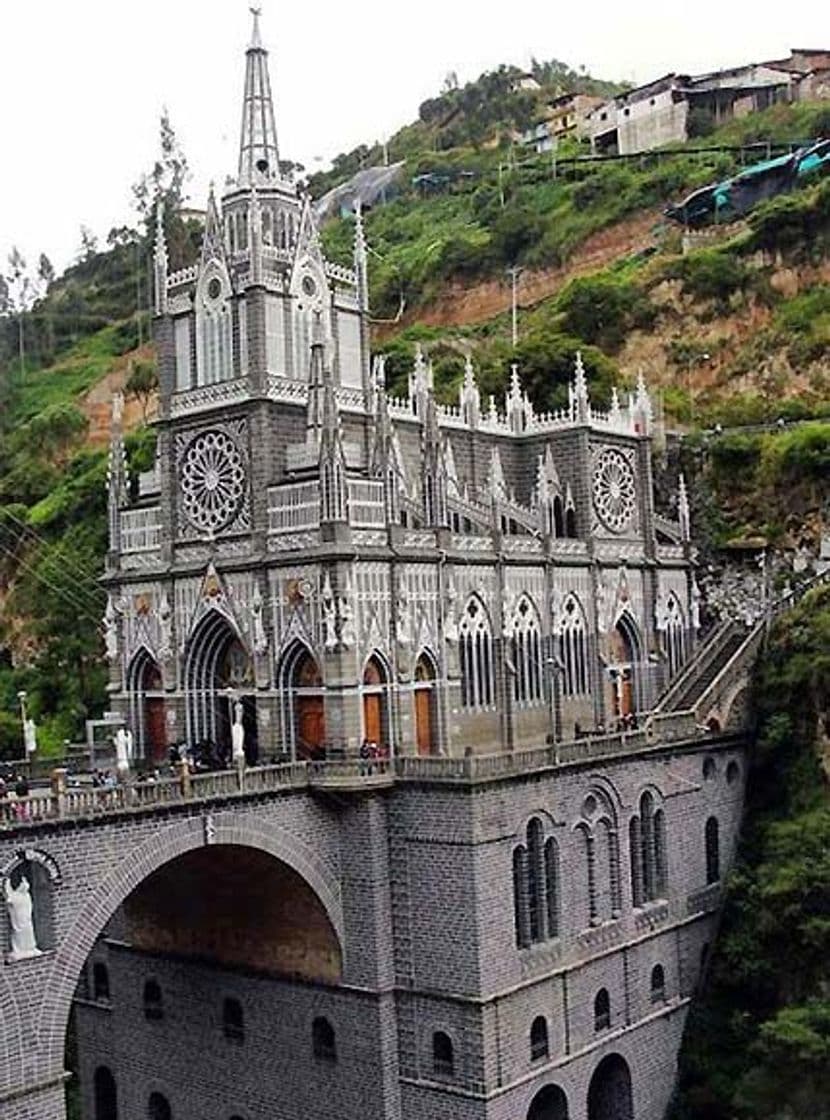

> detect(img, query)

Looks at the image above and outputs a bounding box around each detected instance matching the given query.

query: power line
[0,540,103,632]
[1,513,105,601]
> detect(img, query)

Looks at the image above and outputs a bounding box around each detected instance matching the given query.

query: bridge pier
[1,1075,66,1120]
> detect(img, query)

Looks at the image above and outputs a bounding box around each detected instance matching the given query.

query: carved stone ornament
[180,429,247,536]
[251,585,269,655]
[395,585,412,648]
[322,574,338,652]
[592,447,636,534]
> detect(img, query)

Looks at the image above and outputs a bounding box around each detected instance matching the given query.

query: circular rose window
[592,448,636,534]
[180,430,246,535]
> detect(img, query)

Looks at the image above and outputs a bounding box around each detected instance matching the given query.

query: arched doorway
[413,652,437,756]
[528,1084,569,1120]
[185,613,257,762]
[362,655,388,749]
[587,1053,634,1120]
[94,1065,118,1120]
[279,643,325,759]
[128,649,166,762]
[608,614,640,720]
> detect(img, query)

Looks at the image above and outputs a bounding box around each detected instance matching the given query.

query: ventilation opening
[256,158,269,173]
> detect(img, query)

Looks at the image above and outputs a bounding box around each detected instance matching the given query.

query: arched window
[650,963,666,1002]
[195,273,233,386]
[147,1093,171,1120]
[459,597,494,709]
[222,997,244,1042]
[530,1016,549,1061]
[705,817,720,884]
[560,596,588,697]
[544,837,560,939]
[94,1066,118,1120]
[143,979,163,1021]
[432,1031,454,1077]
[510,596,543,705]
[588,1054,633,1120]
[663,595,686,678]
[702,756,716,781]
[726,760,740,785]
[312,1016,337,1063]
[93,962,110,1002]
[553,495,565,538]
[514,819,560,948]
[564,503,577,539]
[513,845,530,948]
[631,793,668,906]
[594,988,611,1032]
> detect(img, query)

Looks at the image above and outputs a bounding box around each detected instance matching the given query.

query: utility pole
[506,266,523,348]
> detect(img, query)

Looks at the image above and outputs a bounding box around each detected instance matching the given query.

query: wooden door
[363,693,383,745]
[415,688,433,756]
[297,695,325,759]
[145,698,167,762]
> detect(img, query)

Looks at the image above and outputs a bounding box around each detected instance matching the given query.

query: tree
[78,226,99,262]
[125,358,159,422]
[132,108,190,226]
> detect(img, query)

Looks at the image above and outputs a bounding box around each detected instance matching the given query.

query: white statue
[157,590,173,664]
[395,585,412,647]
[4,876,40,961]
[338,594,356,651]
[115,728,130,775]
[691,577,702,631]
[251,585,268,656]
[231,701,246,764]
[595,570,611,634]
[443,572,459,644]
[23,718,37,756]
[103,595,119,662]
[125,728,134,761]
[322,575,338,652]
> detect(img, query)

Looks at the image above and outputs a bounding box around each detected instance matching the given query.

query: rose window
[592,448,636,533]
[180,430,246,534]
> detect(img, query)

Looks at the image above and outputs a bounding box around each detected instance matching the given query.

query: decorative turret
[506,363,533,434]
[106,392,129,555]
[153,201,168,315]
[421,392,448,528]
[306,314,327,447]
[201,185,227,269]
[633,370,653,435]
[488,446,508,503]
[353,200,368,313]
[678,474,691,543]
[238,7,281,185]
[571,351,590,423]
[459,354,481,428]
[318,343,349,524]
[535,444,563,536]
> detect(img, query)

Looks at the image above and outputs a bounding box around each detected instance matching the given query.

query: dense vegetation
[671,583,830,1120]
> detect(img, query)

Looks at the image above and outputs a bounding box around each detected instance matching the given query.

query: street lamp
[17,691,27,757]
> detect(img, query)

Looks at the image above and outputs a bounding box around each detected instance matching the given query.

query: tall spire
[238,8,281,185]
[153,200,168,315]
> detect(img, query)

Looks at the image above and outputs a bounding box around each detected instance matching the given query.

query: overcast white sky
[0,0,826,275]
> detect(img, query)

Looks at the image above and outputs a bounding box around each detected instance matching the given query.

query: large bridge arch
[35,811,345,1081]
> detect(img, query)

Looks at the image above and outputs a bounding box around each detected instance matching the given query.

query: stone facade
[0,16,751,1120]
[101,19,698,774]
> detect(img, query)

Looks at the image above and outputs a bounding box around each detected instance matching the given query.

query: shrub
[555,273,655,351]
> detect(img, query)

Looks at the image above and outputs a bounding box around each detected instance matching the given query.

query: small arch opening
[432,1030,455,1077]
[93,962,110,1002]
[593,987,611,1032]
[312,1016,337,1063]
[530,1015,549,1061]
[222,996,244,1042]
[650,963,666,1002]
[143,979,163,1022]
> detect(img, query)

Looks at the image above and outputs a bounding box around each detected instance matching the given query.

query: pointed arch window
[561,595,589,697]
[594,988,611,1032]
[459,597,494,709]
[196,273,233,386]
[664,595,686,678]
[630,792,668,906]
[650,963,666,1003]
[510,596,543,705]
[513,818,560,948]
[432,1031,455,1077]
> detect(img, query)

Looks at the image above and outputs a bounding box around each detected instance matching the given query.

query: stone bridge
[1,709,747,1120]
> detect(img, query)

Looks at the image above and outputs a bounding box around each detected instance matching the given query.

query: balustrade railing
[0,715,738,830]
[268,480,321,534]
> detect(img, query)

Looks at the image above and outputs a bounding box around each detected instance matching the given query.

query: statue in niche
[691,577,702,631]
[550,583,565,637]
[338,586,356,651]
[443,572,459,644]
[251,585,268,656]
[103,595,119,662]
[321,575,338,652]
[5,873,40,961]
[395,584,412,647]
[231,701,246,764]
[157,590,173,664]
